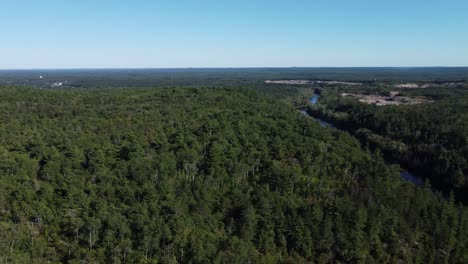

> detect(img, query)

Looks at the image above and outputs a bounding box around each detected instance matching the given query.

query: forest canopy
[306,85,468,203]
[0,86,467,263]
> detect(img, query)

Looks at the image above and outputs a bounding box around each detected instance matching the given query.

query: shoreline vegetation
[271,79,467,204]
[302,93,426,187]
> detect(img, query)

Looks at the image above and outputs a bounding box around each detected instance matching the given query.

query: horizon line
[1,66,468,71]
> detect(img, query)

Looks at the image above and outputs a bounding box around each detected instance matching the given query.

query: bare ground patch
[265,80,362,86]
[341,92,433,106]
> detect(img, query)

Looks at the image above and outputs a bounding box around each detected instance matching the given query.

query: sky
[1,0,467,68]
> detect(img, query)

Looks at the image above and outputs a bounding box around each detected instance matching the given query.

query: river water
[304,94,424,186]
[305,94,335,128]
[310,94,320,104]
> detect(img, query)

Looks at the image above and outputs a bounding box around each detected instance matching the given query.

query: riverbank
[302,93,426,186]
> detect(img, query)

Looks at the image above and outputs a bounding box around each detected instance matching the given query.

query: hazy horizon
[1,66,468,71]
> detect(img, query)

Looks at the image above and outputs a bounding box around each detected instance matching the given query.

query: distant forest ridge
[0,67,467,89]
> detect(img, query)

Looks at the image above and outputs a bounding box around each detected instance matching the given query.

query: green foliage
[0,86,466,263]
[309,86,468,203]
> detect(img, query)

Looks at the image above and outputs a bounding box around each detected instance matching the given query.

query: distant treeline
[0,67,467,89]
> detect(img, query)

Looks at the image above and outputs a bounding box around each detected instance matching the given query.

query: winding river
[304,94,424,186]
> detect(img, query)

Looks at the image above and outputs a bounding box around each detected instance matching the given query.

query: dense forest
[1,67,467,89]
[307,86,468,203]
[0,86,467,263]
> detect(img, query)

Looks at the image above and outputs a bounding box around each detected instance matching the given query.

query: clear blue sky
[1,0,467,68]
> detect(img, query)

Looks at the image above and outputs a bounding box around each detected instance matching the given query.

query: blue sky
[1,0,467,68]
